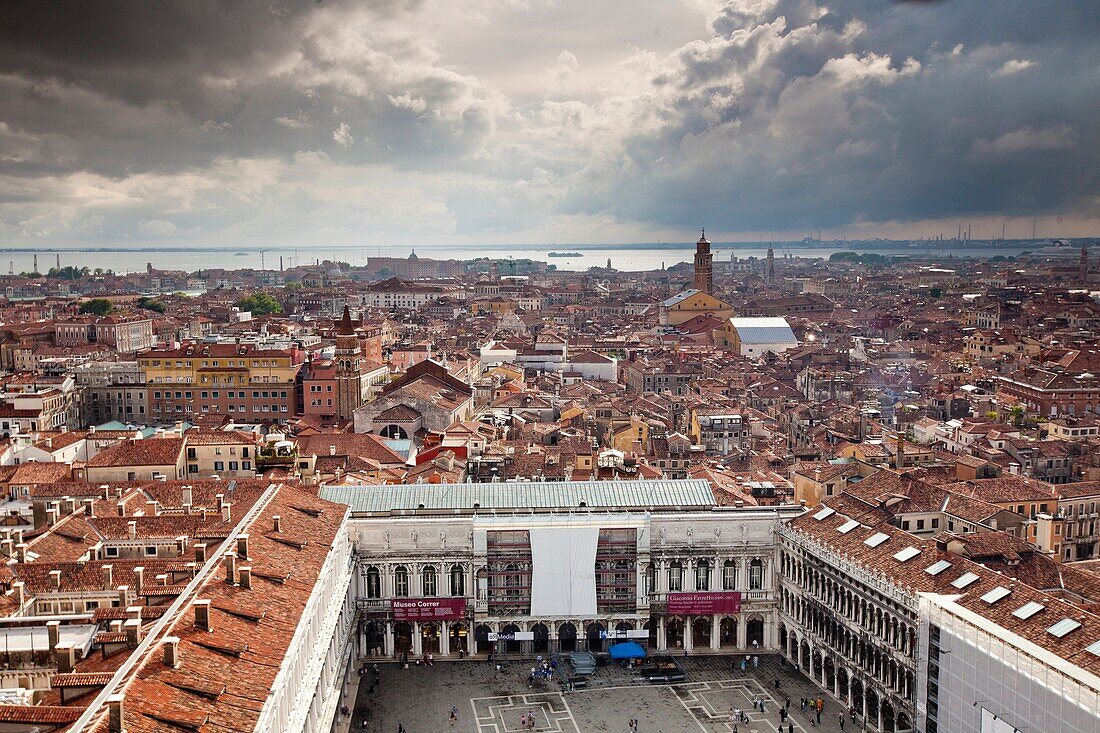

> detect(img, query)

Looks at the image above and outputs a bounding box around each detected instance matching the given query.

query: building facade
[322,480,799,662]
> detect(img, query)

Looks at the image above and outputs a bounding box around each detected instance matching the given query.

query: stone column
[684,616,693,651]
[384,620,394,658]
[710,557,720,592]
[737,614,747,648]
[739,556,748,590]
[657,615,667,651]
[412,622,423,656]
[710,614,721,651]
[440,623,451,656]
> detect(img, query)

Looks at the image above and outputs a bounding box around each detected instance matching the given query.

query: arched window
[365,566,381,599]
[749,558,764,590]
[668,561,683,592]
[723,559,737,590]
[450,564,465,597]
[422,566,437,597]
[393,566,409,597]
[695,559,710,591]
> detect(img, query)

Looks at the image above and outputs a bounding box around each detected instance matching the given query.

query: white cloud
[995,58,1035,76]
[332,122,354,148]
[972,124,1077,156]
[139,219,181,236]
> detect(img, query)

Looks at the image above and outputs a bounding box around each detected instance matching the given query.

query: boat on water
[548,251,583,258]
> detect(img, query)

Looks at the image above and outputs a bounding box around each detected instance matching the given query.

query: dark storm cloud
[0,0,495,182]
[563,0,1100,232]
[0,0,1096,243]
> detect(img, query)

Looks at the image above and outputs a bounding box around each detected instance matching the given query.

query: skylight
[1086,639,1100,658]
[893,547,921,562]
[1012,602,1044,620]
[981,586,1011,604]
[1047,618,1081,638]
[925,560,952,576]
[951,572,979,589]
[864,532,890,548]
[813,507,836,521]
[837,519,860,534]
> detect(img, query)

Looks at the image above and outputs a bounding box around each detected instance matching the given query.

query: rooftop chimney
[273,515,282,533]
[61,497,76,514]
[224,551,237,584]
[181,486,193,507]
[896,432,905,471]
[49,569,62,591]
[126,606,141,621]
[239,566,252,590]
[46,505,59,526]
[14,543,27,563]
[107,693,125,733]
[162,636,181,668]
[194,599,212,632]
[145,501,159,516]
[117,503,126,517]
[101,564,114,591]
[194,543,207,563]
[215,493,224,510]
[236,534,249,561]
[116,585,129,606]
[46,619,60,651]
[12,529,22,545]
[123,618,141,647]
[84,498,95,516]
[13,581,24,609]
[133,567,144,595]
[221,503,231,522]
[127,521,137,540]
[55,642,76,674]
[1,538,12,557]
[329,445,337,456]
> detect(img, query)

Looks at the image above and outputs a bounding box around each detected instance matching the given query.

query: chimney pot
[46,619,60,650]
[194,599,212,632]
[156,573,168,586]
[117,503,126,517]
[239,566,252,590]
[215,493,224,509]
[127,520,137,540]
[107,693,126,733]
[101,564,114,590]
[12,581,24,609]
[49,569,62,591]
[236,533,249,560]
[224,551,237,584]
[221,503,231,522]
[84,498,95,516]
[15,543,27,563]
[126,606,142,621]
[55,643,77,674]
[194,543,207,563]
[116,585,130,606]
[162,636,181,668]
[123,618,141,647]
[133,567,145,594]
[0,539,12,557]
[145,500,159,516]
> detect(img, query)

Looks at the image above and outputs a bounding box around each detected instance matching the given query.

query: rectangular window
[214,461,224,471]
[145,546,158,557]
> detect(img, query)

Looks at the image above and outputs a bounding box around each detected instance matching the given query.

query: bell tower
[334,305,364,422]
[693,229,713,294]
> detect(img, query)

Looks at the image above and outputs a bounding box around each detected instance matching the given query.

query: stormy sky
[0,0,1097,246]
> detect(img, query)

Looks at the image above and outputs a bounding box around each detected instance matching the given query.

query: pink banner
[667,591,741,615]
[392,597,467,621]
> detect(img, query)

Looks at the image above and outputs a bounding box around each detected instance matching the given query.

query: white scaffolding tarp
[530,527,598,617]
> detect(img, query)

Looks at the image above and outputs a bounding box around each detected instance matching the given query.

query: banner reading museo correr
[666,591,741,615]
[391,597,467,621]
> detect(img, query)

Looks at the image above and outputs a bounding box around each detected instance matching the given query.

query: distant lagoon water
[0,241,1061,276]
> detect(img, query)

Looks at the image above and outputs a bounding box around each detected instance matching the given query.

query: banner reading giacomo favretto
[666,591,741,615]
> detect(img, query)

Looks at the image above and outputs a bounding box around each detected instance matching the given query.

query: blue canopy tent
[608,641,646,660]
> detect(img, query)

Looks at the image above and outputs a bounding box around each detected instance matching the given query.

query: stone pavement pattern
[347,655,862,733]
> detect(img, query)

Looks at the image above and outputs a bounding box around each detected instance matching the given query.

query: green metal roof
[319,479,716,513]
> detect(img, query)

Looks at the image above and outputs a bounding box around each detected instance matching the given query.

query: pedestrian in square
[839,712,845,730]
[752,655,759,669]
